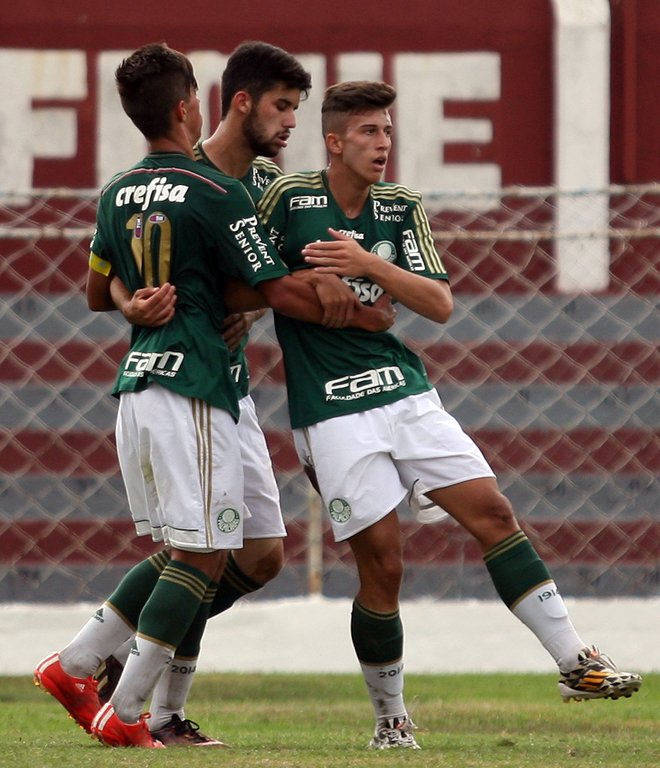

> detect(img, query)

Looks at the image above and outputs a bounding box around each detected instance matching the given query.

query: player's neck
[202,122,255,179]
[326,164,370,218]
[149,136,194,159]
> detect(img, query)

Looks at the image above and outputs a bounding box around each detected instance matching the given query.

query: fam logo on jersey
[325,365,406,401]
[217,507,241,534]
[289,194,328,210]
[229,214,276,272]
[328,498,351,523]
[114,176,189,211]
[402,228,426,271]
[122,350,184,379]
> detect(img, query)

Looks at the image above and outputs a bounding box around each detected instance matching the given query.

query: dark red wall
[610,0,660,182]
[0,0,554,187]
[2,1,658,186]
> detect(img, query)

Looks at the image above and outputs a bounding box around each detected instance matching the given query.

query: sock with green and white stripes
[149,582,217,730]
[351,600,407,721]
[110,560,210,723]
[59,551,172,677]
[484,531,585,670]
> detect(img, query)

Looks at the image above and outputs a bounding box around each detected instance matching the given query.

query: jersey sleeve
[399,195,448,279]
[203,179,290,286]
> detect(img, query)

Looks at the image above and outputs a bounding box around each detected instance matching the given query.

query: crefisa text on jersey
[114,176,189,210]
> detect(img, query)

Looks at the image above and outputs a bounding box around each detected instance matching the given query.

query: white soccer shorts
[238,395,286,540]
[116,384,245,552]
[293,389,495,541]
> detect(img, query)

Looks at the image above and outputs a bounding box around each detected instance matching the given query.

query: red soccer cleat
[91,703,164,748]
[34,652,101,733]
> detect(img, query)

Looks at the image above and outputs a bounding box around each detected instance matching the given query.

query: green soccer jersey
[90,151,289,420]
[257,169,450,428]
[193,142,282,398]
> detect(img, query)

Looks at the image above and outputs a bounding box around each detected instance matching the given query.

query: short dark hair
[115,42,198,140]
[221,40,312,117]
[321,81,396,136]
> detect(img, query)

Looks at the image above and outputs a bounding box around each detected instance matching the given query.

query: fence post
[306,487,323,596]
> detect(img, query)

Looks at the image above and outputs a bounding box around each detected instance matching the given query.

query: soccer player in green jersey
[93,41,376,746]
[257,80,642,749]
[34,45,387,749]
[92,41,327,745]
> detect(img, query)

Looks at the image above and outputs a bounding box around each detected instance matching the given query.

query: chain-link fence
[1,186,658,602]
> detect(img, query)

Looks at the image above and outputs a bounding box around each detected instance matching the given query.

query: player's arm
[221,309,267,352]
[86,234,178,325]
[288,269,357,328]
[225,273,393,331]
[226,182,390,329]
[303,228,453,324]
[256,275,393,332]
[110,277,177,326]
[224,277,269,313]
[86,252,115,311]
[225,272,360,328]
[87,265,177,326]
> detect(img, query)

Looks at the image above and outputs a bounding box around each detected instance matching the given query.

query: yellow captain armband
[89,252,112,277]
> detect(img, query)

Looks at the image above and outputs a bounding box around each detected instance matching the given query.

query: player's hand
[221,310,267,351]
[357,293,397,332]
[311,274,358,328]
[290,269,359,328]
[302,228,374,277]
[120,282,177,327]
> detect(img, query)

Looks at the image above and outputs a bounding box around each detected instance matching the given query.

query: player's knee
[373,552,404,592]
[252,542,285,584]
[475,493,518,544]
[490,493,515,525]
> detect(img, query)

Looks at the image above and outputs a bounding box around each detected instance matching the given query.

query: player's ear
[233,91,253,115]
[325,132,343,156]
[173,99,187,124]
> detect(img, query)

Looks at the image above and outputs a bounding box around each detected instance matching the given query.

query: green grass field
[2,672,657,767]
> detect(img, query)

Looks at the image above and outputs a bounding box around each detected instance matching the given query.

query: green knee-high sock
[106,550,172,628]
[483,531,552,609]
[111,560,211,724]
[484,531,584,669]
[351,600,407,721]
[176,583,217,658]
[209,553,262,617]
[137,560,211,649]
[351,600,403,663]
[149,583,217,729]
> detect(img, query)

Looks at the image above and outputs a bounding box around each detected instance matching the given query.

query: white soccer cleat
[368,715,421,750]
[558,646,643,702]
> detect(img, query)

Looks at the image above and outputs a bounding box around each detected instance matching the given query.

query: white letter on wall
[394,52,501,195]
[0,49,86,191]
